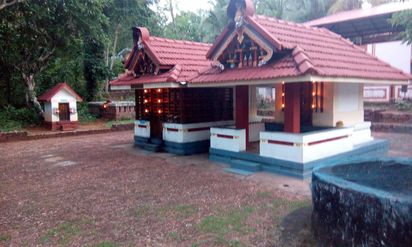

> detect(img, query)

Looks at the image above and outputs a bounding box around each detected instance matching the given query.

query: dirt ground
[0,131,410,247]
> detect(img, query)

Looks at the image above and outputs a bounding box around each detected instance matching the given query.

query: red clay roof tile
[38,82,83,102]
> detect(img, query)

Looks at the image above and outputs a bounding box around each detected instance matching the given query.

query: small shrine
[38,82,83,131]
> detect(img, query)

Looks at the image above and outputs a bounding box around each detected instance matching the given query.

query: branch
[0,0,24,11]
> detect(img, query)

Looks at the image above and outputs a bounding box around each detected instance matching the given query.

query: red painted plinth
[235,85,249,144]
[284,83,301,133]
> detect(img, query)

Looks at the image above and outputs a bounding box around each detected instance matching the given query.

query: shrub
[394,100,412,112]
[77,102,97,123]
[0,106,42,132]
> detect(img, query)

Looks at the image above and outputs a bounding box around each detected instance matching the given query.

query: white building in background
[364,41,412,102]
[306,1,412,102]
[38,82,83,131]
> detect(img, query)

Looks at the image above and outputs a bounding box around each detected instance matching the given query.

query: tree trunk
[105,23,121,93]
[22,73,44,116]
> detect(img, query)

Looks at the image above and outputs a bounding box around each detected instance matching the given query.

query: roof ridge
[149,36,212,47]
[291,46,322,75]
[254,15,331,34]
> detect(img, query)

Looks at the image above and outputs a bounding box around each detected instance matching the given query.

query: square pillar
[284,83,301,133]
[235,85,249,144]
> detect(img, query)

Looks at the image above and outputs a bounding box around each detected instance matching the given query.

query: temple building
[111,0,411,178]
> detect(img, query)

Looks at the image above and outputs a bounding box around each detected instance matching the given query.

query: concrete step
[230,159,262,172]
[150,138,163,145]
[143,143,162,152]
[224,168,254,176]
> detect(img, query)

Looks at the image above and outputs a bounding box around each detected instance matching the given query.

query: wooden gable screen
[220,33,269,69]
[135,88,233,124]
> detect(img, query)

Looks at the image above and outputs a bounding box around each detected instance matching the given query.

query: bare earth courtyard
[0,131,410,247]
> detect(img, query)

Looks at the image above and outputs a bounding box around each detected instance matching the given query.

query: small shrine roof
[38,82,83,102]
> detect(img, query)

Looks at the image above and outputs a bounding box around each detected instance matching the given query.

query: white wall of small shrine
[44,89,79,123]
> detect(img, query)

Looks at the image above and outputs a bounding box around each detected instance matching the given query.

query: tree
[0,0,23,10]
[103,0,162,92]
[164,11,207,41]
[203,0,228,43]
[0,0,109,114]
[255,0,287,19]
[391,9,412,44]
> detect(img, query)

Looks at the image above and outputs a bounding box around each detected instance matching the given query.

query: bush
[0,106,42,132]
[77,102,97,124]
[394,100,412,112]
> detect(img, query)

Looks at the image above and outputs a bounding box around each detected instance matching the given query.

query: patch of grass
[0,234,11,243]
[104,119,134,128]
[39,221,81,246]
[197,206,254,245]
[169,231,183,242]
[134,205,151,219]
[158,204,197,219]
[256,191,272,199]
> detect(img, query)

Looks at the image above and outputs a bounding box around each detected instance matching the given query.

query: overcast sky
[156,0,212,13]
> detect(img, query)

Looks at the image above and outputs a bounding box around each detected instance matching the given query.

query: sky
[156,0,212,13]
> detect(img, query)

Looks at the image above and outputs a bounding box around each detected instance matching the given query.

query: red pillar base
[235,85,249,144]
[284,83,301,133]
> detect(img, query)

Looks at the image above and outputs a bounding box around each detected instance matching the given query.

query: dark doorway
[300,82,313,126]
[150,113,163,141]
[58,103,70,121]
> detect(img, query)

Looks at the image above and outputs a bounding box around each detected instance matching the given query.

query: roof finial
[227,0,255,24]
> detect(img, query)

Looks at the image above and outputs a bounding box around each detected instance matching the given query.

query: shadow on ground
[279,206,316,247]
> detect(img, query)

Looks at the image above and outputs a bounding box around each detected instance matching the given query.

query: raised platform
[210,139,389,179]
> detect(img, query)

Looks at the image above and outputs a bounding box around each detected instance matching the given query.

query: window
[256,87,275,117]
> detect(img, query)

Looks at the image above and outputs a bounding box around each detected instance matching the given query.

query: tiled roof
[190,15,411,84]
[38,82,83,102]
[111,36,212,86]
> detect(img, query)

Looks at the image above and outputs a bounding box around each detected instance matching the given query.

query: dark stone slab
[312,159,412,247]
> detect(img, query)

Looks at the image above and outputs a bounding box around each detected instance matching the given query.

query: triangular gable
[38,82,83,102]
[206,0,284,70]
[124,27,172,78]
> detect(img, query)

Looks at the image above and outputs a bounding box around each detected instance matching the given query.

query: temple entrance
[150,113,163,141]
[58,103,70,121]
[300,82,313,127]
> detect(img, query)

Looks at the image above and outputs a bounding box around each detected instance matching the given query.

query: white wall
[49,89,79,122]
[367,41,411,73]
[333,83,364,127]
[43,103,53,122]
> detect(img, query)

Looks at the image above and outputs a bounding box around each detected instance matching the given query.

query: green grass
[255,191,272,199]
[0,234,11,243]
[134,204,151,219]
[158,204,197,219]
[197,206,254,245]
[39,221,81,246]
[104,119,134,128]
[169,231,183,242]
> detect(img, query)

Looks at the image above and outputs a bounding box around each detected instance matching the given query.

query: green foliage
[164,11,207,42]
[394,100,412,111]
[0,106,42,132]
[39,221,81,246]
[84,36,109,101]
[197,207,254,244]
[104,119,134,128]
[391,9,412,44]
[77,103,98,124]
